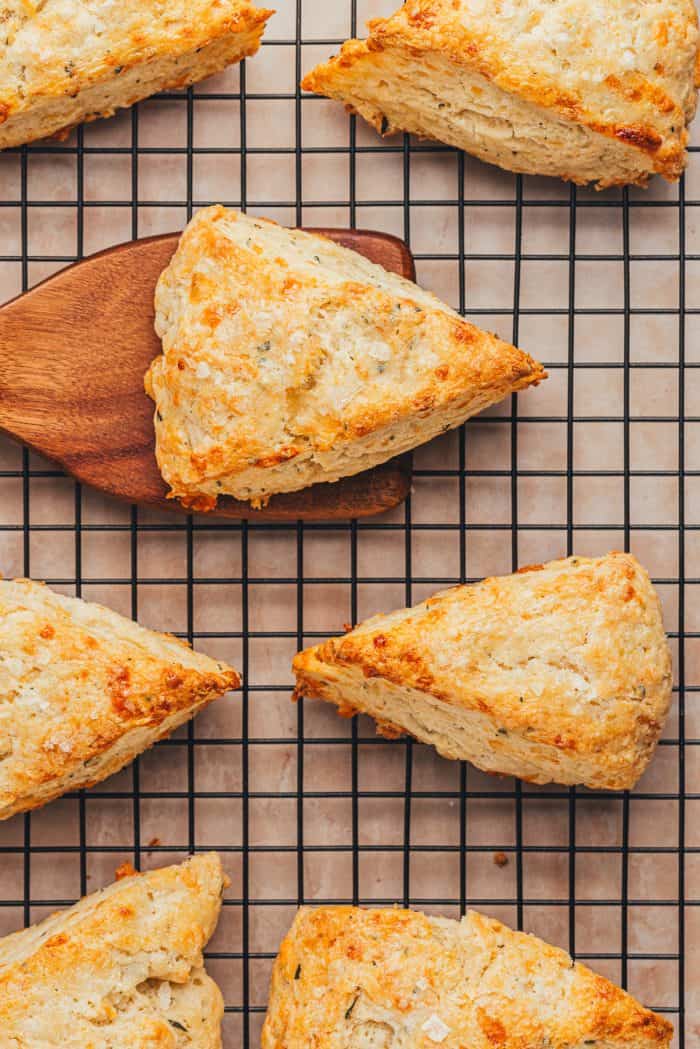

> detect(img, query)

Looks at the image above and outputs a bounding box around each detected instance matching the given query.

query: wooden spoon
[0,229,413,521]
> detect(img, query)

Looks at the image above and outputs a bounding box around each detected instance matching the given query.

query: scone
[0,1,273,149]
[145,205,545,510]
[0,853,226,1047]
[301,0,700,188]
[262,906,673,1049]
[293,552,672,789]
[0,577,239,819]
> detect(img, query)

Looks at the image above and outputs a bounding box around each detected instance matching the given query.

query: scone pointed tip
[513,352,547,387]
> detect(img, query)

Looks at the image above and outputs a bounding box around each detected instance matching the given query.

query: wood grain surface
[0,229,414,521]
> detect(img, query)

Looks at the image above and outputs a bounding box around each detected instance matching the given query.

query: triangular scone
[262,906,673,1049]
[0,578,239,819]
[0,1,273,149]
[301,0,700,188]
[294,552,672,790]
[0,853,226,1046]
[145,206,545,510]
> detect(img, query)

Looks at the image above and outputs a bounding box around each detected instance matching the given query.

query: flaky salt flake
[44,736,72,754]
[422,1014,451,1043]
[157,982,172,1010]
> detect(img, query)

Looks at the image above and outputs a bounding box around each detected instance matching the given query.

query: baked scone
[0,852,226,1047]
[0,1,273,149]
[262,905,673,1049]
[145,205,545,510]
[293,552,672,790]
[301,0,700,188]
[0,577,239,819]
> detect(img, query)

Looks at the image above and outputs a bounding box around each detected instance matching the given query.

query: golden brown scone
[0,852,227,1047]
[293,552,672,790]
[262,905,673,1049]
[0,577,240,819]
[145,205,545,510]
[0,1,273,149]
[301,0,700,188]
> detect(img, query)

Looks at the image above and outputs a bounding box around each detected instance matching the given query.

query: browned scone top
[0,853,227,1047]
[293,552,672,790]
[262,905,673,1049]
[145,206,545,510]
[0,0,273,149]
[301,0,700,187]
[0,578,240,819]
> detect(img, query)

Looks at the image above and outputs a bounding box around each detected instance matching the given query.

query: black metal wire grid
[0,2,695,1045]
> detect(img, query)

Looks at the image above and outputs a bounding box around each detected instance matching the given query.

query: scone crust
[293,552,672,789]
[146,205,545,508]
[0,578,240,819]
[302,0,700,186]
[0,0,273,148]
[262,905,673,1049]
[0,853,226,1046]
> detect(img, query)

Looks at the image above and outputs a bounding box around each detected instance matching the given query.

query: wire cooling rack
[0,2,696,1046]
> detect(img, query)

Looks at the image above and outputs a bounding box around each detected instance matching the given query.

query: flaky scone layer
[0,0,273,148]
[302,0,700,187]
[146,205,545,509]
[294,552,672,789]
[263,905,673,1049]
[0,853,227,1047]
[0,578,239,819]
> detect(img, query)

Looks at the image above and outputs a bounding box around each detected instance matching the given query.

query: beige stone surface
[0,3,693,1046]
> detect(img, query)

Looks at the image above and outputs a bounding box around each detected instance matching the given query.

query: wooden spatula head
[0,229,413,520]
